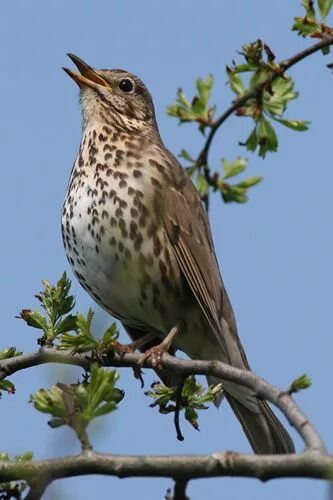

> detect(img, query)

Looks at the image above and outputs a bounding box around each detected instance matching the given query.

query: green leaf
[249,68,270,89]
[226,66,244,96]
[0,379,15,395]
[220,184,249,203]
[292,15,320,37]
[220,176,263,204]
[167,76,215,131]
[288,373,312,394]
[271,117,310,131]
[20,310,48,331]
[263,77,298,116]
[185,407,199,430]
[55,314,78,335]
[244,126,258,152]
[318,0,333,19]
[302,0,317,20]
[195,172,209,197]
[194,74,214,114]
[179,149,195,163]
[15,451,33,462]
[222,157,247,179]
[257,116,278,157]
[0,347,22,360]
[236,176,263,189]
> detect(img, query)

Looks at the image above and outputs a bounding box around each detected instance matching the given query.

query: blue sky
[0,1,332,499]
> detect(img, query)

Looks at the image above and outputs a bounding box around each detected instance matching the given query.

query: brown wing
[156,149,245,366]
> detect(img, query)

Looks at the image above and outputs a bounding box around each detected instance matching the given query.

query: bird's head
[63,54,158,136]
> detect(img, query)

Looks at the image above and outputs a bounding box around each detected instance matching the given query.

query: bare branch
[196,35,333,168]
[0,348,325,452]
[0,450,332,484]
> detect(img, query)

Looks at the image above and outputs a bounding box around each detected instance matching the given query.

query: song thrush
[62,54,294,454]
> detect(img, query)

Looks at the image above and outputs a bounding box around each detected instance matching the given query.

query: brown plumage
[62,54,295,454]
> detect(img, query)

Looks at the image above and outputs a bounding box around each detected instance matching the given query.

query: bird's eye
[119,79,134,93]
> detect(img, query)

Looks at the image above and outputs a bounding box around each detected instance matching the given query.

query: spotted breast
[62,124,186,337]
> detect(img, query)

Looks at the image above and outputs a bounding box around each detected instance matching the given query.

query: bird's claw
[138,345,167,371]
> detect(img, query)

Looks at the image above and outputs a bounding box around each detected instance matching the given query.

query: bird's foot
[113,332,156,357]
[138,324,180,370]
[113,332,156,388]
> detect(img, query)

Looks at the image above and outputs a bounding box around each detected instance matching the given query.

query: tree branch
[0,348,325,452]
[196,35,333,168]
[0,450,332,484]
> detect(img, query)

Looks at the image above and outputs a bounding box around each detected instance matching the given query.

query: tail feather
[226,394,295,454]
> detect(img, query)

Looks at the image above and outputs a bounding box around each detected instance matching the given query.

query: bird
[62,53,295,454]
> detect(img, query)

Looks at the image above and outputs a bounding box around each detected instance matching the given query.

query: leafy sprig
[19,276,119,356]
[30,364,124,449]
[293,0,333,40]
[146,376,223,432]
[58,308,118,356]
[228,41,310,158]
[19,273,77,346]
[167,2,333,207]
[167,75,216,134]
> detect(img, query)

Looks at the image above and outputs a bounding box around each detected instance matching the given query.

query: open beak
[63,53,108,89]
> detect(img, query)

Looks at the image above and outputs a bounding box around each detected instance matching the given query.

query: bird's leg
[138,323,181,370]
[113,332,157,356]
[113,332,158,388]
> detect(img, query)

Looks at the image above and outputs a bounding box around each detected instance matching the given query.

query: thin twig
[196,35,333,168]
[174,376,187,441]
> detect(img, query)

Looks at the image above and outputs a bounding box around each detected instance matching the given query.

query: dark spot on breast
[153,234,162,257]
[134,233,143,251]
[130,221,138,239]
[133,169,142,178]
[151,177,162,188]
[147,222,157,238]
